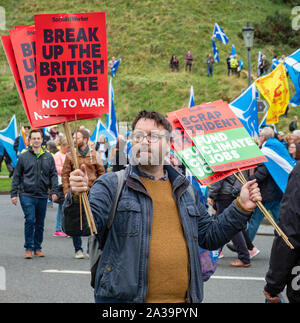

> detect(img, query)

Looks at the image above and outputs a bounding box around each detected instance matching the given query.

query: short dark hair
[77,129,90,140]
[29,129,43,139]
[132,110,172,133]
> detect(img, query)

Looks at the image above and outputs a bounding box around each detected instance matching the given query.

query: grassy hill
[0,0,299,134]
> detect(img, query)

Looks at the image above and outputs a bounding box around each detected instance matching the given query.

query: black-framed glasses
[131,131,168,143]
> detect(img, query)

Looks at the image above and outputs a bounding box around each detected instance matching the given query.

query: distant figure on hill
[289,116,298,133]
[170,55,179,72]
[258,55,270,76]
[230,54,239,75]
[226,54,231,76]
[185,50,194,72]
[206,54,214,77]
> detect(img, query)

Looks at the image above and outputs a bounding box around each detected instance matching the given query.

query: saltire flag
[106,77,118,139]
[212,39,220,63]
[255,62,289,124]
[111,58,121,77]
[0,115,18,168]
[272,57,279,70]
[259,111,278,134]
[42,127,51,138]
[212,23,229,44]
[230,44,236,57]
[17,126,27,153]
[229,83,259,137]
[285,49,300,106]
[188,85,195,107]
[261,137,296,192]
[90,119,116,144]
[257,51,263,75]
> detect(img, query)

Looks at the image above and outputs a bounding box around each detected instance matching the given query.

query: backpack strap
[99,169,126,249]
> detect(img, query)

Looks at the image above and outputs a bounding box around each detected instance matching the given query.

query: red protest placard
[9,25,68,128]
[34,12,108,116]
[8,25,101,129]
[1,35,32,125]
[176,102,267,172]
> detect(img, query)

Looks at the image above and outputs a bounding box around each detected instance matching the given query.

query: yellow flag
[255,62,289,124]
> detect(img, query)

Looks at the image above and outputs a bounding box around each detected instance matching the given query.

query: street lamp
[242,22,254,86]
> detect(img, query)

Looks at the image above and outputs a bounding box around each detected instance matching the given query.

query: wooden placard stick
[63,121,98,235]
[233,170,294,249]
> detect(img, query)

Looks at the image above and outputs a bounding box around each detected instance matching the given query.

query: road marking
[42,270,265,282]
[211,275,265,281]
[42,269,90,274]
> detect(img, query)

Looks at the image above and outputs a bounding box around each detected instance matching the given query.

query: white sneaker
[75,250,85,259]
[249,247,260,259]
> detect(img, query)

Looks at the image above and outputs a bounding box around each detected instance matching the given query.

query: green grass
[0,0,298,134]
[0,164,11,191]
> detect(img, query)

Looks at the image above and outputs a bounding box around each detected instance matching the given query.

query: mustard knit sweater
[141,177,189,303]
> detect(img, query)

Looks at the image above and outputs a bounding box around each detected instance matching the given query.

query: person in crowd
[208,173,252,267]
[10,129,58,259]
[230,54,239,75]
[206,54,214,77]
[285,133,294,147]
[226,54,231,76]
[95,135,110,171]
[185,50,194,72]
[63,110,262,303]
[109,135,129,172]
[289,116,298,133]
[246,127,283,242]
[288,142,297,159]
[263,161,300,303]
[292,129,300,149]
[62,128,105,259]
[0,143,14,177]
[108,56,116,75]
[276,131,287,148]
[170,55,179,72]
[53,138,69,237]
[259,55,270,76]
[46,140,59,156]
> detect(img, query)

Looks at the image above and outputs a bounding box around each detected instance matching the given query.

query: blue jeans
[55,204,62,232]
[207,65,213,76]
[246,200,281,242]
[19,195,48,251]
[72,236,82,253]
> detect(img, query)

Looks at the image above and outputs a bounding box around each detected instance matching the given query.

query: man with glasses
[63,110,262,303]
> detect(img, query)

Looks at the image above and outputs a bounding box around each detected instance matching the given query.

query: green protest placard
[167,112,233,185]
[175,102,267,172]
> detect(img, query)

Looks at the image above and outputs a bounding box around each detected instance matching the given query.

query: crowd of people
[4,108,300,303]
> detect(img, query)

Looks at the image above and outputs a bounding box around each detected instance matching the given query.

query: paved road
[0,195,280,303]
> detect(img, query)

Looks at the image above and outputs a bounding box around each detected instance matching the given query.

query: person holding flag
[206,54,215,77]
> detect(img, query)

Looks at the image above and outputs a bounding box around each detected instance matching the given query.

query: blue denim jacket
[64,164,251,303]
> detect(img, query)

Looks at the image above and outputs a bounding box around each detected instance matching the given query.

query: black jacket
[248,163,282,202]
[264,162,300,303]
[208,174,242,200]
[11,147,58,199]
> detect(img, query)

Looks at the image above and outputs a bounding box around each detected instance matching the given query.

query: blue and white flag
[111,58,121,77]
[285,49,300,105]
[90,119,116,144]
[188,85,195,107]
[261,137,296,192]
[212,39,220,63]
[229,83,259,137]
[0,115,18,168]
[272,57,279,70]
[257,51,263,75]
[230,44,236,57]
[106,77,118,139]
[212,23,229,44]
